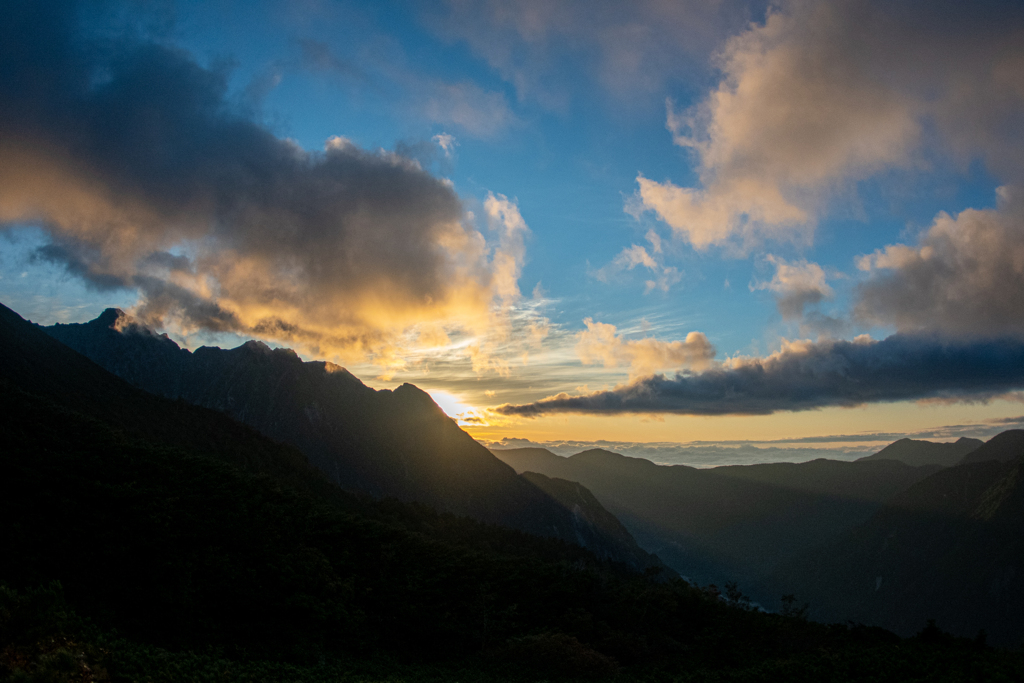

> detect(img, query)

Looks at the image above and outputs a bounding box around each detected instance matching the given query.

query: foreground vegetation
[4,386,1022,681]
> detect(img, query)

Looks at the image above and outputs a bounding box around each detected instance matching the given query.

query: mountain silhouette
[0,300,691,665]
[776,430,1024,644]
[5,300,1022,678]
[857,437,983,467]
[493,447,938,597]
[959,429,1024,465]
[41,307,662,572]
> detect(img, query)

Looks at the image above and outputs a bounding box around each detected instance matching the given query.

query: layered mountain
[493,447,939,596]
[959,429,1024,465]
[38,306,662,572]
[0,301,707,668]
[518,472,657,572]
[856,437,983,467]
[776,430,1024,645]
[8,303,1016,682]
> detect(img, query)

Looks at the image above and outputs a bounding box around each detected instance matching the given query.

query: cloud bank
[0,1,524,368]
[496,333,1024,416]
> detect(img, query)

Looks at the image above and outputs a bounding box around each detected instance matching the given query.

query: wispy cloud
[591,230,682,293]
[425,0,738,108]
[483,413,1024,467]
[298,37,518,138]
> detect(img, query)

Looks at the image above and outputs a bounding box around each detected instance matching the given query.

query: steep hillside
[518,472,659,573]
[857,437,983,467]
[494,447,938,595]
[776,439,1024,645]
[38,306,657,570]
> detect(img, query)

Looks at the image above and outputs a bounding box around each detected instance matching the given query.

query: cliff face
[43,308,665,573]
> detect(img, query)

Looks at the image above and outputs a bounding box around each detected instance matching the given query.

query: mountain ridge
[856,437,983,467]
[776,434,1024,644]
[41,306,664,573]
[493,446,940,595]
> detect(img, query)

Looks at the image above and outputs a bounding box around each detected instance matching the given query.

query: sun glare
[428,390,472,420]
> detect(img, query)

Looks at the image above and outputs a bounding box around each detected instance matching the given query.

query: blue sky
[2,0,1023,456]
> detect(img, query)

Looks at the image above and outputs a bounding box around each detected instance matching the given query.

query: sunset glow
[2,0,1023,463]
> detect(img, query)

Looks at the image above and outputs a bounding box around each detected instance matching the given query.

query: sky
[2,0,1024,465]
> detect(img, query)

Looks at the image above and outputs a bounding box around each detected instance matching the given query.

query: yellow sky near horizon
[423,385,1024,448]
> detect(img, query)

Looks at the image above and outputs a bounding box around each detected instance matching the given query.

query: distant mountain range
[492,447,940,594]
[777,429,1024,644]
[495,431,1024,643]
[40,307,662,573]
[856,437,983,467]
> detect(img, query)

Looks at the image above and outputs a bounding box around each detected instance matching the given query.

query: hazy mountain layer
[40,307,661,571]
[857,437,983,467]
[776,430,1024,644]
[494,447,938,596]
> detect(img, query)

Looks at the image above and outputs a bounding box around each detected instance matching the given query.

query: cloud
[463,192,533,375]
[0,0,523,370]
[855,186,1024,339]
[433,133,459,158]
[751,255,833,320]
[496,333,1024,416]
[484,413,1024,465]
[485,436,876,467]
[634,0,1024,249]
[425,0,738,108]
[575,318,716,378]
[297,38,366,82]
[484,192,530,306]
[591,231,682,293]
[300,37,517,138]
[592,244,656,280]
[417,80,518,138]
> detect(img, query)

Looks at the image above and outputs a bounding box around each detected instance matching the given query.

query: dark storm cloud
[0,0,499,356]
[496,334,1024,416]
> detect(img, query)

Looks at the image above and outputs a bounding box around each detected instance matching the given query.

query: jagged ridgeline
[42,307,663,574]
[0,301,677,669]
[3,302,1024,680]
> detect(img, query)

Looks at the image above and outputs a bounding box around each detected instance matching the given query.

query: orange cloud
[575,318,716,378]
[0,7,532,375]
